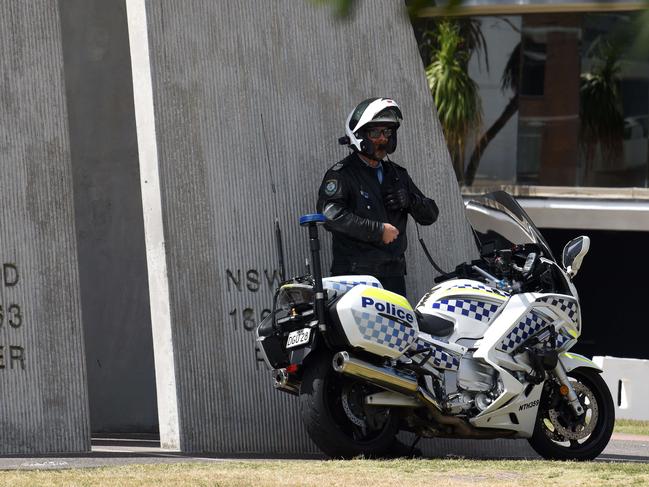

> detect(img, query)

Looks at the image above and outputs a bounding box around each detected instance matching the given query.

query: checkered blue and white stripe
[538,297,578,325]
[498,312,549,352]
[323,279,381,293]
[555,332,572,349]
[410,338,460,371]
[449,283,510,298]
[351,310,416,353]
[431,299,501,324]
[411,337,430,352]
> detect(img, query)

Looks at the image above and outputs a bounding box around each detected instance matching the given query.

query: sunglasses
[366,127,393,139]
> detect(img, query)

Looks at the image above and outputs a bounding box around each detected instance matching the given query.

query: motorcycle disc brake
[547,382,598,441]
[341,383,367,429]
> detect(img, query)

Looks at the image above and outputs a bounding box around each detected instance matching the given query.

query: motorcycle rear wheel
[299,351,400,459]
[528,367,614,461]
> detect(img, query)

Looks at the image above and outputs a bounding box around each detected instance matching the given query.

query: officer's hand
[382,223,399,244]
[385,188,410,211]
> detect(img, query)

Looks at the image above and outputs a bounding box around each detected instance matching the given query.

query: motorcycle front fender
[559,352,602,373]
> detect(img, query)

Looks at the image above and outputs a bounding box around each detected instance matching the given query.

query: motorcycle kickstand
[409,435,422,457]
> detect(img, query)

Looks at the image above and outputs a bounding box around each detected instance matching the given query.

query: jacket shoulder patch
[324,179,339,196]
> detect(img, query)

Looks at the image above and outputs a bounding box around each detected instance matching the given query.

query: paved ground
[0,434,647,470]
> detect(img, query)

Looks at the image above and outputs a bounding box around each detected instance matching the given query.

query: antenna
[261,113,286,281]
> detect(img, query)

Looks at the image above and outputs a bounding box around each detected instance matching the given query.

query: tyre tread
[299,351,398,459]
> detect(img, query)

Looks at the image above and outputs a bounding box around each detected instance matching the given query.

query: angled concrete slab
[127,0,476,452]
[0,1,90,454]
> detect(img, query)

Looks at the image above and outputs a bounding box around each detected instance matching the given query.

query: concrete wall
[58,0,157,434]
[128,0,477,452]
[0,1,90,454]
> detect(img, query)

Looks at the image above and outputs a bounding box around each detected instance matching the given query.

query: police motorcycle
[255,191,614,460]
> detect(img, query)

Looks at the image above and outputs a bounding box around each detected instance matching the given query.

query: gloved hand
[384,188,410,211]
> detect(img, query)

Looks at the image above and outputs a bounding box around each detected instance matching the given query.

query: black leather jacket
[316,153,438,277]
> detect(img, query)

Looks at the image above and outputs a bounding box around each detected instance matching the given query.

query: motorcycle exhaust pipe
[332,351,475,436]
[332,351,419,396]
[272,368,299,396]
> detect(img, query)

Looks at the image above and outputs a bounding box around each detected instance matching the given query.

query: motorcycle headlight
[276,283,314,313]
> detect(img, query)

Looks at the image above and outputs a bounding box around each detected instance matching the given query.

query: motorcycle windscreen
[465,191,555,261]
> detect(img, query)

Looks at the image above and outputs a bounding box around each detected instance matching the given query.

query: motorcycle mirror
[562,236,590,277]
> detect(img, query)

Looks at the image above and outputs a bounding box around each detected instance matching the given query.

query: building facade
[414,1,649,360]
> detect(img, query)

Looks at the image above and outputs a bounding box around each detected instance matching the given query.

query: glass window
[520,35,546,97]
[414,11,649,189]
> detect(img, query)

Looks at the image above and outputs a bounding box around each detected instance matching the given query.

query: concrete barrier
[593,356,649,421]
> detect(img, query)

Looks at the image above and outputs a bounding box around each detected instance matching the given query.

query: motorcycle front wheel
[528,367,614,461]
[299,351,400,459]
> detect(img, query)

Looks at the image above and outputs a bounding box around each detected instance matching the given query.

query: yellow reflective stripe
[562,352,595,366]
[438,288,507,301]
[567,328,579,338]
[362,287,412,311]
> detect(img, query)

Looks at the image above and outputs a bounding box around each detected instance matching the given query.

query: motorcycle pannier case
[334,285,419,358]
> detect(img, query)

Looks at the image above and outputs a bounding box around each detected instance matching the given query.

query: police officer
[317,97,439,297]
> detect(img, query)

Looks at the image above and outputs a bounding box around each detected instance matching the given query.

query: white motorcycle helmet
[341,97,403,158]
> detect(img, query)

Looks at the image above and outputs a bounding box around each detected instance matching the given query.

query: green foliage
[579,39,624,167]
[425,20,482,182]
[415,17,488,72]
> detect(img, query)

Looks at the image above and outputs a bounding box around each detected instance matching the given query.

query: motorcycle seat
[415,310,454,337]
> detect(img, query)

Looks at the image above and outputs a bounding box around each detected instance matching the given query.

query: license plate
[286,328,311,349]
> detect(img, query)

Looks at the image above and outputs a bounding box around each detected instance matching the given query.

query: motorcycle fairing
[440,281,511,300]
[469,292,584,436]
[409,335,463,371]
[470,382,544,437]
[537,296,580,331]
[560,352,602,373]
[416,279,509,343]
[494,293,581,354]
[431,298,502,325]
[497,310,552,353]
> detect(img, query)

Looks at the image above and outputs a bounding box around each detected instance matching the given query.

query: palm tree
[425,20,483,183]
[579,39,624,183]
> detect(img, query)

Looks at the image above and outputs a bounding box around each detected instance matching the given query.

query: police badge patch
[324,179,338,196]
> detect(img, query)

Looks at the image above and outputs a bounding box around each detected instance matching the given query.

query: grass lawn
[1,459,648,487]
[614,419,649,436]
